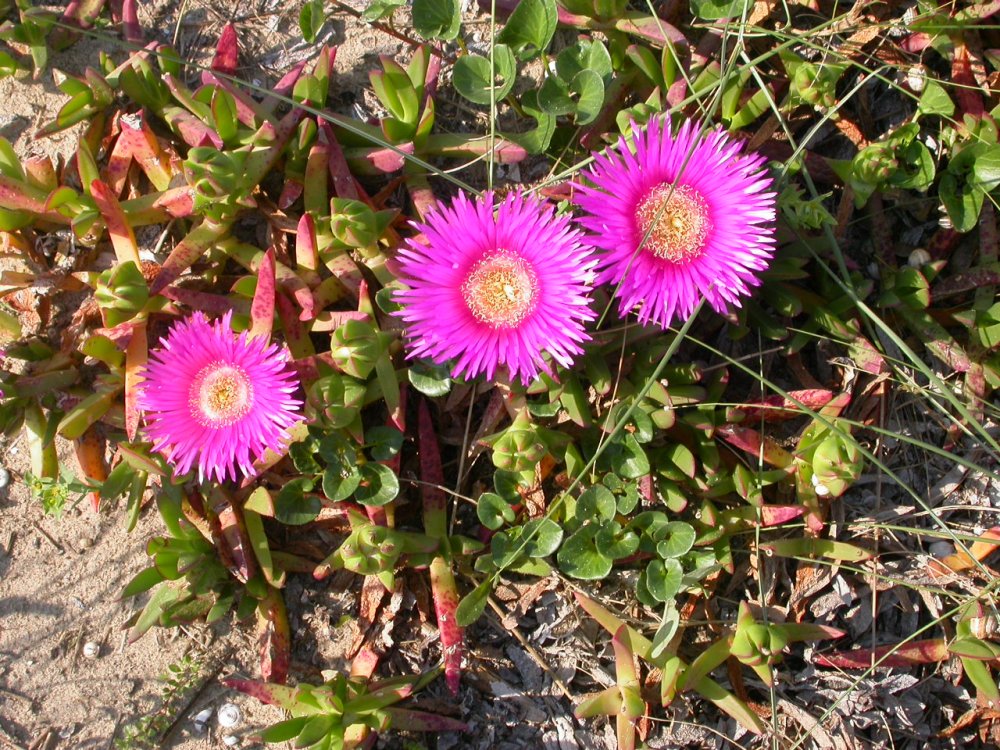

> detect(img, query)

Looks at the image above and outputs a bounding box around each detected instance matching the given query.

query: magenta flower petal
[138,311,302,483]
[394,191,597,386]
[575,117,777,328]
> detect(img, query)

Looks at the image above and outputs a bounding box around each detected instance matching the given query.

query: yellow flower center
[191,362,253,427]
[635,183,712,263]
[462,251,538,328]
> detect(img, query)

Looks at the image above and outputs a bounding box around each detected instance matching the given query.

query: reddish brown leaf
[429,556,463,696]
[294,214,321,288]
[249,247,276,340]
[258,585,291,684]
[150,218,232,295]
[163,108,224,149]
[419,400,463,695]
[113,110,174,191]
[212,23,239,76]
[223,678,298,711]
[90,179,141,265]
[74,427,107,512]
[815,638,950,668]
[214,494,257,583]
[319,121,361,201]
[758,504,804,526]
[120,0,142,44]
[124,319,147,442]
[419,400,447,530]
[276,288,315,359]
[384,708,468,733]
[930,527,1000,576]
[727,390,836,423]
[953,43,985,118]
[160,286,249,316]
[716,425,795,468]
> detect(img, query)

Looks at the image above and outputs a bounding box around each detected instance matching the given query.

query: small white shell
[0,467,9,489]
[192,708,213,732]
[58,724,78,739]
[217,703,241,728]
[222,734,240,747]
[82,642,100,659]
[908,248,931,268]
[906,65,927,93]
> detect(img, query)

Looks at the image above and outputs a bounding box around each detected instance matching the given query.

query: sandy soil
[0,3,416,748]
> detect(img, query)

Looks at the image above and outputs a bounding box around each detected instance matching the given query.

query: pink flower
[575,117,776,328]
[139,312,301,482]
[394,191,596,385]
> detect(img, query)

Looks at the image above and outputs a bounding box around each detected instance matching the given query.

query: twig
[0,725,27,750]
[157,648,232,746]
[30,523,64,554]
[0,685,32,706]
[486,597,574,701]
[104,714,122,750]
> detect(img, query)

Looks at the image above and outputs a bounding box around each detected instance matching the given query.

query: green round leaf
[557,525,613,580]
[656,522,696,558]
[595,521,640,559]
[521,518,563,558]
[453,45,517,105]
[407,360,452,397]
[556,39,612,82]
[493,469,524,502]
[354,463,400,506]
[456,580,492,626]
[617,483,640,515]
[366,425,404,461]
[611,434,651,479]
[496,0,557,61]
[275,478,321,525]
[502,89,555,154]
[412,0,461,40]
[691,0,750,20]
[322,465,361,502]
[577,485,617,522]
[477,492,517,530]
[538,74,574,116]
[643,558,683,602]
[569,70,603,125]
[939,171,982,233]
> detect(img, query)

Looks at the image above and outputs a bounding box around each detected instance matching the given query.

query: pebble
[0,467,9,489]
[82,641,100,659]
[217,703,241,728]
[222,735,240,747]
[929,541,953,559]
